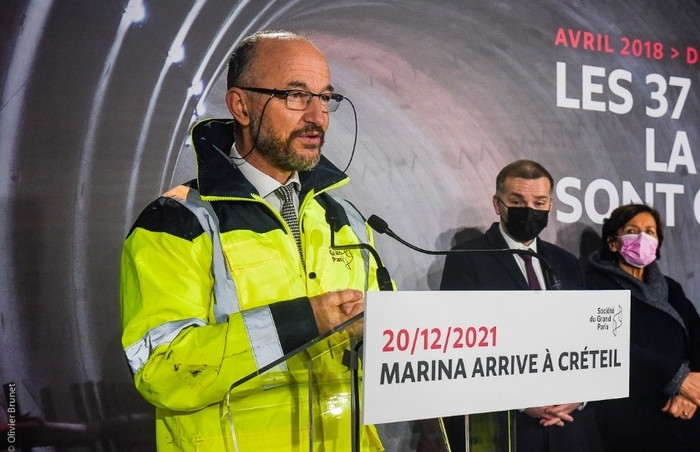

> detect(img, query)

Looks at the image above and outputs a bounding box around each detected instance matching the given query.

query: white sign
[362,290,630,425]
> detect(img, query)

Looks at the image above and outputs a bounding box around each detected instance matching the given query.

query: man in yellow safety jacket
[120,30,386,451]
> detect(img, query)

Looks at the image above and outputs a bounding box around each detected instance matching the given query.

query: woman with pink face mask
[584,203,700,452]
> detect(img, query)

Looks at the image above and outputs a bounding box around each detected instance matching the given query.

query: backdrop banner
[1,1,697,449]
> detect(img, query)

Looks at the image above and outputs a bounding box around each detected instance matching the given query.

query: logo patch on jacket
[329,248,353,269]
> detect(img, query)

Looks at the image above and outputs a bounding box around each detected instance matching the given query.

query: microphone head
[367,215,389,234]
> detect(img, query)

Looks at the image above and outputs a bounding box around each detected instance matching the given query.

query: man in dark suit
[440,160,596,452]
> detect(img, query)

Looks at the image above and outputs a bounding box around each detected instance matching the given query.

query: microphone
[367,214,562,290]
[325,206,394,291]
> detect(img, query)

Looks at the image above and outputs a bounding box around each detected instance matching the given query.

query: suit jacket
[439,222,597,452]
[440,222,581,291]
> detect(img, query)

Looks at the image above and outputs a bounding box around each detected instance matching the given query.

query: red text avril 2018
[554,28,698,65]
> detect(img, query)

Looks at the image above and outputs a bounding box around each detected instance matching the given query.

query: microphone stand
[367,215,562,290]
[342,335,363,452]
[325,205,394,452]
[327,213,393,291]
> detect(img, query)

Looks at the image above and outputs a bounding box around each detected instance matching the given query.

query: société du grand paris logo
[589,304,623,336]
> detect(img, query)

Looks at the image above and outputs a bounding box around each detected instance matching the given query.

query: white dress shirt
[230,145,300,213]
[498,222,547,290]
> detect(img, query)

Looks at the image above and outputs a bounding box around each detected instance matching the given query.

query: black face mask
[501,202,549,242]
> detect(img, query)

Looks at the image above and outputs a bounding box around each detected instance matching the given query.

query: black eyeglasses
[240,87,344,112]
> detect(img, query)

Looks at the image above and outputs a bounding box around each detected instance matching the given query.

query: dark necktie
[275,184,303,261]
[522,254,542,290]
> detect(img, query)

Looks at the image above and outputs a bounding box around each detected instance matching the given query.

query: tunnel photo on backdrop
[1,0,698,450]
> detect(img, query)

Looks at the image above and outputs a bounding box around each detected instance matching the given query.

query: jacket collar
[484,222,559,289]
[483,223,528,287]
[588,252,684,332]
[190,118,349,200]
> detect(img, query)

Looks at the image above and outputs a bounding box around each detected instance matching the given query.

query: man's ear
[492,195,500,216]
[226,88,250,127]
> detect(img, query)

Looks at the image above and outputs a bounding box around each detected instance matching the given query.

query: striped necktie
[275,184,303,261]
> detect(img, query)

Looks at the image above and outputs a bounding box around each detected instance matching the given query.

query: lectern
[225,313,450,451]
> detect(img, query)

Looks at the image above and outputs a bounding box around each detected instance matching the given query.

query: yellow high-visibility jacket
[120,119,385,451]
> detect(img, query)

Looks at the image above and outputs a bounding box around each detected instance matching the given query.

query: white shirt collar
[498,222,539,252]
[498,222,546,289]
[231,144,300,198]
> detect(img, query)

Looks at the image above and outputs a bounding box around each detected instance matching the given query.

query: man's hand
[309,289,364,335]
[662,394,697,420]
[679,372,700,406]
[523,403,580,427]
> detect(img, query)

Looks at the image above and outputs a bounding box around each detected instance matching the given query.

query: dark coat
[440,222,581,291]
[439,222,596,452]
[584,258,700,452]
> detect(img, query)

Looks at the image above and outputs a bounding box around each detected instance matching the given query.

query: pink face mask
[619,233,658,268]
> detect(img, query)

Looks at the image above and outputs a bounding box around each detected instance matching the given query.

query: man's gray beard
[256,135,321,172]
[253,123,324,172]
